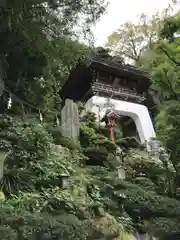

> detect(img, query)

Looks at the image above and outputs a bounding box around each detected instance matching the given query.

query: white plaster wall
[84,96,156,143]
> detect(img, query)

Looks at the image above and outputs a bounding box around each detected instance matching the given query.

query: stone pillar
[0,56,4,96]
[0,150,9,179]
[61,99,79,142]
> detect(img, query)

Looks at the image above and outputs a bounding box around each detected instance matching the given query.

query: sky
[91,0,173,46]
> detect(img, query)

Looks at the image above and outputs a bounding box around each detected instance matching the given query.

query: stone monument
[61,99,79,142]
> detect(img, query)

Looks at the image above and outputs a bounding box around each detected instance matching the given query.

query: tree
[134,6,180,197]
[0,0,105,117]
[138,11,180,101]
[106,2,178,63]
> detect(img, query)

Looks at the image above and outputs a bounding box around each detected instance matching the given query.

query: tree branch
[163,68,178,100]
[160,46,180,66]
[130,38,139,61]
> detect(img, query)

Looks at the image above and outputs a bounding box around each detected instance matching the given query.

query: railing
[91,82,145,102]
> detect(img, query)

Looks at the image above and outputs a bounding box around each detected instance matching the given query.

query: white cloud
[92,0,173,46]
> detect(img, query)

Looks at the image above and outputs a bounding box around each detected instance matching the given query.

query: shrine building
[61,56,156,144]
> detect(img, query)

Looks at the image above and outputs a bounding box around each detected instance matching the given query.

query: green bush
[57,137,80,150]
[114,181,180,219]
[81,112,97,125]
[0,115,179,238]
[49,126,80,150]
[116,137,142,149]
[47,126,62,144]
[0,118,54,195]
[145,217,180,236]
[14,119,52,161]
[80,124,97,147]
[0,205,101,240]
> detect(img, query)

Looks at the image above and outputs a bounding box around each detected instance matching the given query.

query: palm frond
[0,168,35,195]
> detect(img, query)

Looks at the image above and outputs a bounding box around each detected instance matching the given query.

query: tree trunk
[0,55,5,96]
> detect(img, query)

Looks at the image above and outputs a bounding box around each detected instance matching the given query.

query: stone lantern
[59,174,70,189]
[0,150,10,180]
[159,147,171,165]
[147,139,161,153]
[117,166,126,180]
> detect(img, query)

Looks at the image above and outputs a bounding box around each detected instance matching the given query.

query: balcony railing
[91,82,145,102]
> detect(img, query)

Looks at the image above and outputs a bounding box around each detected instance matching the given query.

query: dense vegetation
[0,0,180,239]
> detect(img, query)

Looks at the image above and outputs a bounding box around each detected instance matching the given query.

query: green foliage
[80,124,97,147]
[78,111,180,236]
[0,116,54,195]
[106,8,180,236]
[80,123,117,168]
[0,205,100,240]
[49,126,80,150]
[160,14,180,41]
[81,112,97,125]
[80,123,116,150]
[116,137,142,150]
[1,1,180,239]
[155,101,180,151]
[0,0,106,117]
[15,119,52,159]
[116,181,180,217]
[1,112,179,238]
[110,180,180,235]
[145,217,180,236]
